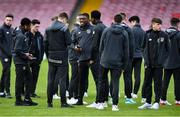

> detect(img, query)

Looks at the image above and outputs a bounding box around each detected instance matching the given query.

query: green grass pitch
[0,60,179,116]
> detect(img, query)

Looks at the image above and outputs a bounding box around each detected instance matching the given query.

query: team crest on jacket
[86,29,91,34]
[157,37,164,43]
[160,37,164,42]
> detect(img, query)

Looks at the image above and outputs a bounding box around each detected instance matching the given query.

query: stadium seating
[99,0,180,30]
[0,0,77,33]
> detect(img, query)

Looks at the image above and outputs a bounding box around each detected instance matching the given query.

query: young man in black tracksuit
[71,13,94,105]
[44,12,72,108]
[98,14,129,111]
[129,16,145,99]
[26,19,44,98]
[67,22,80,104]
[86,10,108,108]
[13,18,38,106]
[138,18,169,110]
[0,14,14,98]
[120,13,135,104]
[161,18,180,106]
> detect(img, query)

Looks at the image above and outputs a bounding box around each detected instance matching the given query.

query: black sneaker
[48,103,53,108]
[15,100,24,106]
[6,93,12,99]
[24,98,38,106]
[61,103,74,108]
[31,94,40,98]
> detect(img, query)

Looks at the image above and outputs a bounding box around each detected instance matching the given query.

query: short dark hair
[114,14,122,23]
[51,16,58,21]
[20,17,31,26]
[31,19,40,25]
[129,16,140,23]
[119,12,126,20]
[59,12,68,19]
[91,10,101,20]
[5,14,14,19]
[82,13,89,19]
[151,18,162,24]
[170,17,180,27]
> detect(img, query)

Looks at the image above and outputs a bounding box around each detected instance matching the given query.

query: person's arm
[139,30,145,52]
[91,27,101,61]
[40,34,44,61]
[123,31,129,69]
[70,29,82,52]
[64,28,72,46]
[176,33,180,53]
[0,27,8,55]
[141,32,147,51]
[127,28,134,60]
[165,33,170,56]
[43,30,49,58]
[99,28,108,58]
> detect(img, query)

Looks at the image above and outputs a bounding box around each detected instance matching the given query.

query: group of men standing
[0,14,44,106]
[0,10,179,111]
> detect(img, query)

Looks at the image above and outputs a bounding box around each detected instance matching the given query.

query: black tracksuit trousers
[98,65,122,105]
[0,58,11,94]
[144,67,163,104]
[161,67,180,101]
[47,63,68,104]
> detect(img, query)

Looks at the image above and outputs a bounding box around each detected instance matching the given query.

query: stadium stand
[99,0,180,30]
[0,0,77,33]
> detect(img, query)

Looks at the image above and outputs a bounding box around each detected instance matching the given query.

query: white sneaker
[131,93,138,99]
[0,92,4,95]
[138,103,152,109]
[96,103,104,110]
[141,98,146,103]
[112,105,119,111]
[175,100,180,105]
[67,98,78,105]
[84,92,88,97]
[86,102,98,108]
[83,101,88,105]
[160,99,172,106]
[66,91,69,97]
[150,103,159,110]
[103,101,108,108]
[53,94,60,99]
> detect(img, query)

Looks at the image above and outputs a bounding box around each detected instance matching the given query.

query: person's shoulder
[88,24,94,30]
[145,29,152,33]
[72,26,80,34]
[103,27,110,33]
[95,23,106,31]
[160,30,168,37]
